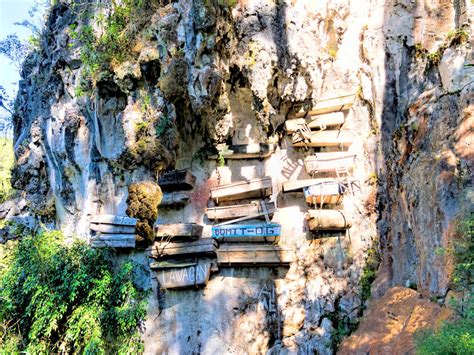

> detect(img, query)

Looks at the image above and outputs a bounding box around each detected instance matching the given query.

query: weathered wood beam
[90,224,135,234]
[283,178,338,192]
[217,244,293,266]
[90,234,136,248]
[154,223,203,241]
[285,112,345,134]
[210,177,272,202]
[90,214,137,226]
[304,152,356,174]
[147,238,217,258]
[206,200,275,220]
[292,130,354,147]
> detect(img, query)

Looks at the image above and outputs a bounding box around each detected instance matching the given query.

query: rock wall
[5,0,473,353]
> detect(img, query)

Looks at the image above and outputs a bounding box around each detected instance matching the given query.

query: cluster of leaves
[0,137,14,203]
[415,214,474,354]
[359,242,381,303]
[68,0,145,93]
[425,28,470,65]
[0,229,149,353]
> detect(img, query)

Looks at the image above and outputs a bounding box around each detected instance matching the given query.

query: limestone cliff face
[4,0,473,353]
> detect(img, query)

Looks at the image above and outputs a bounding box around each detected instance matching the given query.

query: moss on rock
[126,181,162,243]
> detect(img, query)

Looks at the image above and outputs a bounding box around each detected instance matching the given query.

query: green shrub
[0,137,14,203]
[0,229,149,353]
[414,309,474,355]
[415,214,474,354]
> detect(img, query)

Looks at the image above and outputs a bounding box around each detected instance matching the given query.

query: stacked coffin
[147,223,217,289]
[208,143,276,160]
[284,92,358,236]
[90,214,137,248]
[207,177,291,266]
[158,169,195,207]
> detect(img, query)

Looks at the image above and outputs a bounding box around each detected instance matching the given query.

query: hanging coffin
[292,130,353,147]
[303,182,346,205]
[210,177,272,202]
[160,191,190,207]
[151,259,213,289]
[212,223,281,242]
[305,209,352,231]
[217,244,293,266]
[208,143,275,160]
[154,223,203,241]
[304,152,356,175]
[158,169,196,191]
[205,200,275,220]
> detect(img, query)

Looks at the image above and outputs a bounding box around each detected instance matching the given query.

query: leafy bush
[415,214,474,354]
[0,229,149,353]
[0,137,14,203]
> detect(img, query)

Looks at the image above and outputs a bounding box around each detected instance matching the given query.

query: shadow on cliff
[374,0,472,299]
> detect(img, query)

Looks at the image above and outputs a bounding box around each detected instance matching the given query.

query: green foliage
[359,241,381,302]
[415,214,474,354]
[415,307,474,355]
[452,214,474,289]
[68,0,145,93]
[217,152,226,167]
[0,229,148,353]
[0,137,14,203]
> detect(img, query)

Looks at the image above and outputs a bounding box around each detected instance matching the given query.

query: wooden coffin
[206,200,275,220]
[152,260,212,289]
[210,177,272,202]
[209,143,275,159]
[90,224,135,234]
[292,130,354,147]
[154,223,203,241]
[90,214,137,226]
[306,210,352,231]
[304,152,356,175]
[160,191,190,207]
[212,223,281,242]
[285,112,345,134]
[90,234,136,248]
[217,244,293,266]
[147,238,217,258]
[158,169,196,191]
[303,182,346,205]
[289,93,355,119]
[283,178,339,192]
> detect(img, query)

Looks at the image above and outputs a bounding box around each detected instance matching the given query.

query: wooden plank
[160,191,190,206]
[206,201,275,220]
[158,169,196,191]
[210,177,272,202]
[292,130,354,147]
[283,178,339,192]
[90,234,136,248]
[217,244,293,266]
[147,238,217,258]
[289,94,355,119]
[90,224,135,234]
[306,210,352,231]
[90,214,137,226]
[154,261,212,289]
[208,143,275,160]
[304,152,356,174]
[212,223,281,243]
[285,112,345,134]
[154,223,203,241]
